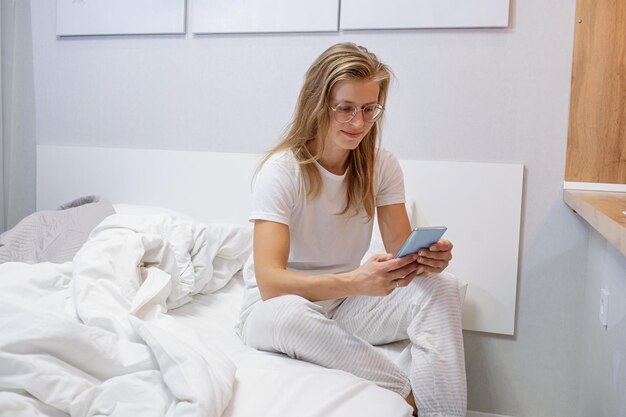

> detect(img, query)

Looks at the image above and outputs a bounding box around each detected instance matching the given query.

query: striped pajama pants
[238,272,467,417]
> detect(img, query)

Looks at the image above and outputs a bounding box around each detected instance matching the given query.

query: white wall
[30,1,587,416]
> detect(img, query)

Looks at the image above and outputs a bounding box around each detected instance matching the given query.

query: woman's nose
[350,110,366,127]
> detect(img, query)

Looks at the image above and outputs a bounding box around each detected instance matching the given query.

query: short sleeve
[375,149,405,207]
[249,156,300,226]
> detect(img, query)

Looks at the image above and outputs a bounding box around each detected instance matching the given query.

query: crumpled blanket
[0,195,115,264]
[0,213,249,417]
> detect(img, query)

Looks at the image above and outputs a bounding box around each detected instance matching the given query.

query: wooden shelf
[563,189,626,257]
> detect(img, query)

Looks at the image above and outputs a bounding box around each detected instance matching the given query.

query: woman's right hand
[348,253,422,296]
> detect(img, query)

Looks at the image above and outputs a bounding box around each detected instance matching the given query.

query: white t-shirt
[241,148,405,310]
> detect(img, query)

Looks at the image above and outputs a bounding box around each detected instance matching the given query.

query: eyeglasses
[328,103,385,123]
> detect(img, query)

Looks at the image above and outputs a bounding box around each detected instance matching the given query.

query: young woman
[237,43,466,417]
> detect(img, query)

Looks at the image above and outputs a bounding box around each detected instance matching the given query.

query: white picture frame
[56,0,186,37]
[340,0,510,30]
[189,0,339,34]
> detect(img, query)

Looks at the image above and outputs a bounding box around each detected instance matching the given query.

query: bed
[0,199,427,417]
[0,145,523,416]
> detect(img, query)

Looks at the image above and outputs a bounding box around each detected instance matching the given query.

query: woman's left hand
[415,239,453,275]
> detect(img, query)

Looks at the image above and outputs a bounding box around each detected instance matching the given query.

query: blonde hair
[261,42,392,220]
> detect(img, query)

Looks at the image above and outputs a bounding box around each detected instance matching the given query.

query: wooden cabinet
[565,0,626,185]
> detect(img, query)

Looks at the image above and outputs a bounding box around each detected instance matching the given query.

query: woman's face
[324,78,380,157]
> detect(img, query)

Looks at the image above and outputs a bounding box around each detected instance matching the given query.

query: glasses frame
[327,103,385,124]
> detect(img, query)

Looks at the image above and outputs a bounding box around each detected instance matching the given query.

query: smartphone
[395,226,447,258]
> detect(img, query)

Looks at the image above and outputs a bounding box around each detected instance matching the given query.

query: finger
[428,239,453,252]
[391,261,421,279]
[417,249,452,262]
[417,256,448,270]
[384,254,418,271]
[420,265,446,274]
[369,253,395,262]
[395,271,417,287]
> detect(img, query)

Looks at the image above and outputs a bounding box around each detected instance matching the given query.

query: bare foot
[405,390,418,416]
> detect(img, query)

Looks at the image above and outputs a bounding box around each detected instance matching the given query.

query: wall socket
[599,288,610,327]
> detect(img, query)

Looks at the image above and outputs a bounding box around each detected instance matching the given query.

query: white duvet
[0,214,252,417]
[0,210,421,417]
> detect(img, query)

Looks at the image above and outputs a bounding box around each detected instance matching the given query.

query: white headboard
[37,144,523,335]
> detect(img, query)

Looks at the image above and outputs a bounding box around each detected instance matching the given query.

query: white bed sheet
[171,273,414,417]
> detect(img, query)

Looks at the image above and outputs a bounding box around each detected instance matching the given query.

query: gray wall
[578,229,626,417]
[1,0,36,231]
[30,0,594,416]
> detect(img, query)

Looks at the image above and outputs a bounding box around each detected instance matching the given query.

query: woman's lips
[342,130,363,138]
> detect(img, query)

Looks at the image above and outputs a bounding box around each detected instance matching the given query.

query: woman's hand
[349,253,421,296]
[348,239,454,297]
[416,239,453,274]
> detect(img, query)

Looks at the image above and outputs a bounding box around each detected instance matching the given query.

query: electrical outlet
[599,288,610,327]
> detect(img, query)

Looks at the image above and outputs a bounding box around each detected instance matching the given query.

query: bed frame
[37,144,523,335]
